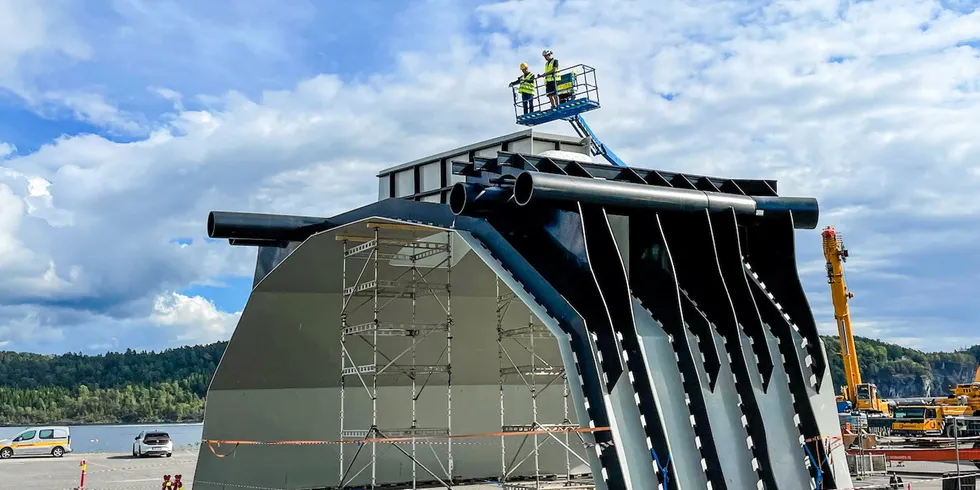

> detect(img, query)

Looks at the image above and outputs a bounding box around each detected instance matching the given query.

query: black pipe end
[514,172,534,206]
[451,183,515,216]
[449,183,472,216]
[755,197,819,230]
[207,211,218,238]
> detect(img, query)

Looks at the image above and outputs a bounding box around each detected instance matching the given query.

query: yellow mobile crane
[937,364,980,415]
[822,226,891,415]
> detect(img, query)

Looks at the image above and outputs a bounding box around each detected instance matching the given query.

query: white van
[0,426,72,459]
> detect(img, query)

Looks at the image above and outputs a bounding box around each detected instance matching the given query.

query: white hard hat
[542,49,552,56]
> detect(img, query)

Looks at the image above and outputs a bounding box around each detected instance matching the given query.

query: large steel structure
[196,126,852,489]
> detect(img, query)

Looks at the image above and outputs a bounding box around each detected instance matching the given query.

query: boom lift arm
[822,226,890,415]
[568,114,628,168]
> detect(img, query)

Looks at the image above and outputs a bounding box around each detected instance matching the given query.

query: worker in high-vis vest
[538,49,559,109]
[509,62,537,114]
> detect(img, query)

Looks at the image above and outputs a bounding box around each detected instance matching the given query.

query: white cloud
[38,91,146,136]
[0,0,978,353]
[150,292,241,345]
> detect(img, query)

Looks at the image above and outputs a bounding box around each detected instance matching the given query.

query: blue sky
[0,0,978,355]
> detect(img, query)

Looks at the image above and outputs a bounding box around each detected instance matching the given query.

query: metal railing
[510,63,599,120]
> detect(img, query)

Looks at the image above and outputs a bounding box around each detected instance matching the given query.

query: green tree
[0,342,225,425]
[821,336,980,398]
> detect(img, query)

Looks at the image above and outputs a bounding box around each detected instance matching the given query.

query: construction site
[193,63,980,489]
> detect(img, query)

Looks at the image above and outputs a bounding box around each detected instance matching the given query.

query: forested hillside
[822,336,980,398]
[1,336,978,426]
[0,342,226,425]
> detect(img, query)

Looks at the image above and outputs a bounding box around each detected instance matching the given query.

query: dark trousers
[521,92,534,114]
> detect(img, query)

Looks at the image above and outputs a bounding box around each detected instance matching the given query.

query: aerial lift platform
[511,64,628,168]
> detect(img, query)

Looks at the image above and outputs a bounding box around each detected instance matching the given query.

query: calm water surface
[0,423,203,454]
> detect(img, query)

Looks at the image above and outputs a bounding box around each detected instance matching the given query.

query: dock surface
[5,450,977,489]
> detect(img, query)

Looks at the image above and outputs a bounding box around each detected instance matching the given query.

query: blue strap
[651,449,672,489]
[803,443,823,490]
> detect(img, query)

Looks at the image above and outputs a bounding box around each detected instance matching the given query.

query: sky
[0,0,978,355]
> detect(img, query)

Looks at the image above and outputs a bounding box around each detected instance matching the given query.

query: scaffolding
[338,222,454,489]
[496,276,595,489]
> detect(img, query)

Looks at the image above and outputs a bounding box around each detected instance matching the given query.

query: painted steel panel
[632,299,711,490]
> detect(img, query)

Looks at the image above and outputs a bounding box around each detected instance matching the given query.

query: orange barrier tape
[203,428,858,449]
[804,435,843,443]
[203,426,611,447]
[203,426,613,458]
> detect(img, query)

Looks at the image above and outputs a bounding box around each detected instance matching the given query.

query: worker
[538,49,559,109]
[508,62,536,114]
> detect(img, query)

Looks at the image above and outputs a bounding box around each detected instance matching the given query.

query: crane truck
[936,364,980,415]
[822,226,892,416]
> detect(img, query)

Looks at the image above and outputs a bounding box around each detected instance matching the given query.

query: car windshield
[895,407,926,419]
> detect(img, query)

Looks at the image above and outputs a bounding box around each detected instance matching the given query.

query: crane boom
[822,226,890,415]
[822,227,860,393]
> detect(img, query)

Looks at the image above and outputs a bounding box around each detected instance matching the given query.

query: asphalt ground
[5,450,977,490]
[3,449,197,490]
[0,449,513,490]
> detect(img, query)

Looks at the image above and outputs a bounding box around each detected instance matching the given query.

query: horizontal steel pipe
[449,183,514,216]
[207,211,331,241]
[753,196,819,230]
[513,171,819,229]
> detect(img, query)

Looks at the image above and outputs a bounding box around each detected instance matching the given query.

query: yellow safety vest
[544,59,557,82]
[518,72,535,94]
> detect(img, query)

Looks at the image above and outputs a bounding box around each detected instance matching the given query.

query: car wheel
[167,453,172,458]
[0,448,11,459]
[51,447,64,458]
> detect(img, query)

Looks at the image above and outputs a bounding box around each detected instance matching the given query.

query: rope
[650,448,671,490]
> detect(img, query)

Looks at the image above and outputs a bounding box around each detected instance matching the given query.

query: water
[0,423,203,454]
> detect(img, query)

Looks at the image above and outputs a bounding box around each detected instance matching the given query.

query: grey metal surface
[702,328,759,489]
[376,129,588,178]
[604,379,658,489]
[198,219,591,488]
[759,324,815,488]
[376,129,591,204]
[454,230,606,490]
[632,299,710,490]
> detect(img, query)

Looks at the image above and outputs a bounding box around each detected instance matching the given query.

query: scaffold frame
[338,223,454,489]
[496,276,595,490]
